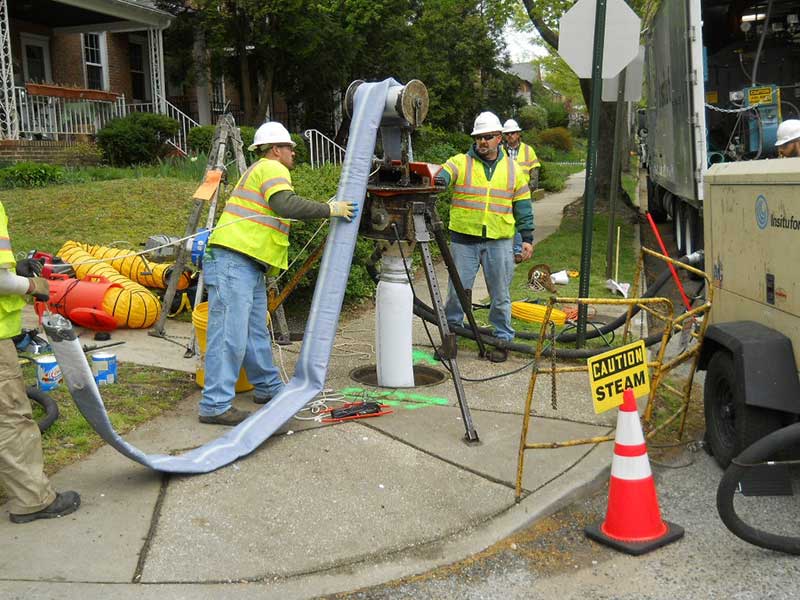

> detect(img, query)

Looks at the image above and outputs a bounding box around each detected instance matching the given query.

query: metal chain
[704,102,758,114]
[550,321,557,410]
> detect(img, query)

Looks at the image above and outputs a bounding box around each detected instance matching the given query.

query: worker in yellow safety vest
[0,201,81,523]
[437,111,534,363]
[502,118,541,264]
[198,122,357,426]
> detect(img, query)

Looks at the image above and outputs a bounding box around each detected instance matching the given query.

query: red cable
[645,212,693,313]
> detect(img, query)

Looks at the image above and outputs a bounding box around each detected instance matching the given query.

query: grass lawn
[2,177,199,255]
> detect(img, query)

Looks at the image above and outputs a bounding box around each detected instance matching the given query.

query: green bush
[187,125,215,155]
[413,126,472,163]
[58,143,104,167]
[96,113,179,166]
[0,162,64,188]
[540,99,570,129]
[517,104,548,131]
[539,127,573,152]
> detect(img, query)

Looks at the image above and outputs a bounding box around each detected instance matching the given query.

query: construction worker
[438,111,533,363]
[0,202,81,523]
[199,122,356,425]
[776,119,800,158]
[502,118,540,264]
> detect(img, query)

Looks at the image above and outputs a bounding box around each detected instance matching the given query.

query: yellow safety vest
[442,152,530,239]
[515,142,541,176]
[209,158,293,270]
[0,202,26,340]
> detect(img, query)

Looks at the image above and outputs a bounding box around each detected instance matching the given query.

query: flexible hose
[28,386,58,432]
[409,252,699,358]
[77,243,191,290]
[716,422,800,555]
[58,241,161,328]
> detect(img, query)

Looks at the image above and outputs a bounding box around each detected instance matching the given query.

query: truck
[642,0,800,466]
[642,0,800,257]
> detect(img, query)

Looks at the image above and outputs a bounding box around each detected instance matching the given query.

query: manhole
[349,364,447,388]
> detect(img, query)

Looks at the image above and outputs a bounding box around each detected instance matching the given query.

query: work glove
[27,277,49,302]
[328,200,358,222]
[16,257,43,277]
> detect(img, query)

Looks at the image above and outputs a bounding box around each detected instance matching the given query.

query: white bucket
[91,352,118,385]
[550,270,570,286]
[35,355,62,391]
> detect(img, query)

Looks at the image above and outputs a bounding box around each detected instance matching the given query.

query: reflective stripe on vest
[209,159,293,270]
[516,143,541,172]
[0,202,25,339]
[448,153,519,239]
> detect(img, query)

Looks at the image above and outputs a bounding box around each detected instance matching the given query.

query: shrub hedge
[96,113,179,166]
[0,162,64,188]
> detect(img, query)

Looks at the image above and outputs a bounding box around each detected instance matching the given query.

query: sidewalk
[1,172,628,600]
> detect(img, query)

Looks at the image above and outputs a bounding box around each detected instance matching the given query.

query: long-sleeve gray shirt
[269,190,330,220]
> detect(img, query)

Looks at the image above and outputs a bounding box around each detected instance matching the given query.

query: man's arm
[270,190,356,221]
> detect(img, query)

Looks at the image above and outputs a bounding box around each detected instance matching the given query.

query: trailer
[643,0,800,257]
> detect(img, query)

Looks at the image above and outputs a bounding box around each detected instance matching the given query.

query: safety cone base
[585,520,684,556]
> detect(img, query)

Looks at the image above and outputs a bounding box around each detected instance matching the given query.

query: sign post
[558,0,641,347]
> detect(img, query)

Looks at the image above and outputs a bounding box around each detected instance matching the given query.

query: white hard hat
[775,119,800,146]
[471,111,503,136]
[248,121,296,151]
[502,119,522,133]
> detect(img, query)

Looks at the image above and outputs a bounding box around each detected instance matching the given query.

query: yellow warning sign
[748,87,774,106]
[587,340,650,414]
[705,90,719,104]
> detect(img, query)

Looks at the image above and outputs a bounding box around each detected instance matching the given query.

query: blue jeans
[512,232,523,257]
[199,247,284,417]
[444,238,515,341]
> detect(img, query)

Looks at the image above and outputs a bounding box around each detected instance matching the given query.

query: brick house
[0,0,207,156]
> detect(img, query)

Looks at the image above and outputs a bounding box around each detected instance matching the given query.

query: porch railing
[124,94,199,156]
[304,128,345,168]
[14,86,125,138]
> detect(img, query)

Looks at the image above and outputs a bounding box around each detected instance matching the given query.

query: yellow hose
[77,242,191,290]
[511,301,567,325]
[57,241,161,328]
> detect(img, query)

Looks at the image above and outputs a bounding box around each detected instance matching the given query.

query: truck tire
[646,179,667,223]
[704,351,783,468]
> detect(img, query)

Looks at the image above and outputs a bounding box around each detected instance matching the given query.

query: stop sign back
[558,0,641,79]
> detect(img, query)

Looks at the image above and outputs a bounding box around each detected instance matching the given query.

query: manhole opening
[349,364,447,388]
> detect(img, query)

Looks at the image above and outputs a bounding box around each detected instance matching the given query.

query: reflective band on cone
[585,388,685,555]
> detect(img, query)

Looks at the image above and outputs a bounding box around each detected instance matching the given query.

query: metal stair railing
[304,128,345,168]
[125,94,200,156]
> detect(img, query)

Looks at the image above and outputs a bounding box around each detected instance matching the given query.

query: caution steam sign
[587,339,650,414]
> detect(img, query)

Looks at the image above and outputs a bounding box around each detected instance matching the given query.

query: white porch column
[0,0,19,139]
[148,28,167,114]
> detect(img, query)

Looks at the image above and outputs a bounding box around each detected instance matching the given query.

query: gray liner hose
[44,78,399,474]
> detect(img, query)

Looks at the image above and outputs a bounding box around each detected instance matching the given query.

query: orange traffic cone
[585,388,684,555]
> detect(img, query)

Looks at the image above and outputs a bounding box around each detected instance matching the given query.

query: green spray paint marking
[339,387,448,410]
[412,349,438,366]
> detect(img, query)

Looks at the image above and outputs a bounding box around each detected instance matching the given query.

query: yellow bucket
[192,301,254,393]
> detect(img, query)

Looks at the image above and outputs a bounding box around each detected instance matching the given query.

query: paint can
[91,352,118,385]
[35,355,62,391]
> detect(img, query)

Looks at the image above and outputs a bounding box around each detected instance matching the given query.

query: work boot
[514,254,523,264]
[198,407,251,426]
[10,491,81,524]
[253,386,284,405]
[487,347,508,363]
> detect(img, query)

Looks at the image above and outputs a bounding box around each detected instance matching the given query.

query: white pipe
[375,254,415,387]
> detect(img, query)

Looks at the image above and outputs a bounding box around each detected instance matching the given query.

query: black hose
[412,253,698,358]
[716,422,800,555]
[28,386,59,433]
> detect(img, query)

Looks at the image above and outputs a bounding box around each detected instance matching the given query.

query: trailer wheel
[646,179,667,223]
[704,351,783,467]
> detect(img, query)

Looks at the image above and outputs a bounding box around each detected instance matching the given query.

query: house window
[82,33,108,90]
[20,34,52,83]
[211,77,226,111]
[129,41,149,101]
